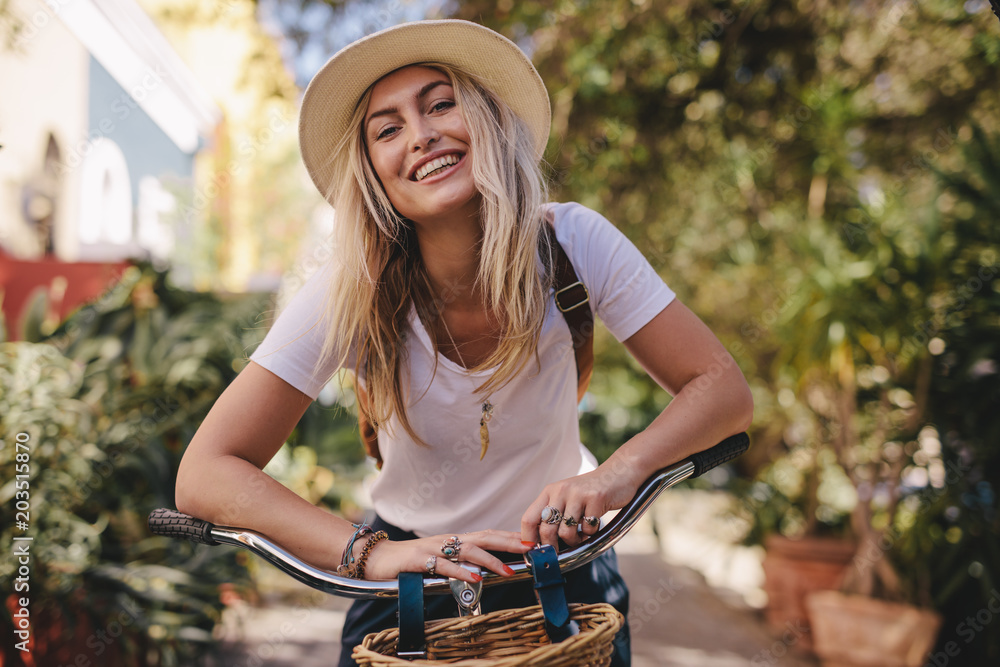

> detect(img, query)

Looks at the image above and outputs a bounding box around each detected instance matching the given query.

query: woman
[175,19,753,667]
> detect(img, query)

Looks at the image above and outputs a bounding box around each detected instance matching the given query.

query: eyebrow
[365,79,453,130]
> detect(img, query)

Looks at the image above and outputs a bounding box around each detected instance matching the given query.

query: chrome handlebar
[149,432,748,600]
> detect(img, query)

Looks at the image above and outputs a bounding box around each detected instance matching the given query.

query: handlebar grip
[689,432,749,478]
[148,508,219,546]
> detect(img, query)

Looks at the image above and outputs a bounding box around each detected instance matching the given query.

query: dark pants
[337,516,630,666]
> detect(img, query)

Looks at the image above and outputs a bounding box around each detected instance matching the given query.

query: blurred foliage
[137,0,321,292]
[0,264,272,665]
[0,0,28,52]
[891,126,1000,659]
[452,0,999,656]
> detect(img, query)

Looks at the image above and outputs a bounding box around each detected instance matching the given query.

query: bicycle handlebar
[149,432,748,600]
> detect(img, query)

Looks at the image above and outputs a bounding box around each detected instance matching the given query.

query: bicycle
[149,432,749,665]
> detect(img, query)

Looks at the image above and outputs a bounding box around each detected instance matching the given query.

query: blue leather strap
[396,572,426,659]
[527,545,580,643]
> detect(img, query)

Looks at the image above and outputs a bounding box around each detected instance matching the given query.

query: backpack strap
[542,215,594,402]
[357,214,595,469]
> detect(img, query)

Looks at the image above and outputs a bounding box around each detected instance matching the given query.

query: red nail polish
[503,565,515,576]
[521,541,535,547]
[471,573,483,582]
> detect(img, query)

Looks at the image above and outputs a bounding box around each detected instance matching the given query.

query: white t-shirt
[250,202,675,536]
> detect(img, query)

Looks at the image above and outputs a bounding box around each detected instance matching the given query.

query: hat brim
[298,20,551,200]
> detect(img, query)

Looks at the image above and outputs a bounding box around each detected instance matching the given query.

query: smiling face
[364,65,479,227]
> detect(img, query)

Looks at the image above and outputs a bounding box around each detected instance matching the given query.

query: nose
[408,116,440,152]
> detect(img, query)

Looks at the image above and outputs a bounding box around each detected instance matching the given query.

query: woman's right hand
[363,529,532,584]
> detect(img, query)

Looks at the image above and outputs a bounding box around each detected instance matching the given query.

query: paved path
[205,491,819,666]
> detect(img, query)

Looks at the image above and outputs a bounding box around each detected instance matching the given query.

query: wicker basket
[352,602,623,666]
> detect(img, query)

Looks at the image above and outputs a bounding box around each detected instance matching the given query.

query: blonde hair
[317,63,552,446]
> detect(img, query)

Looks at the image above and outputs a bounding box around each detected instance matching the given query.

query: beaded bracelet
[337,523,372,578]
[353,530,388,580]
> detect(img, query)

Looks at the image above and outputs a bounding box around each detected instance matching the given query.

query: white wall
[0,0,89,260]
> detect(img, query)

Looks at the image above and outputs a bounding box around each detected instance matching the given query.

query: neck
[414,207,483,310]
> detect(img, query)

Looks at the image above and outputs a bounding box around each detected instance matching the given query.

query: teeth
[415,154,460,181]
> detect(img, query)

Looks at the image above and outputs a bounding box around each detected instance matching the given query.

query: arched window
[20,133,63,255]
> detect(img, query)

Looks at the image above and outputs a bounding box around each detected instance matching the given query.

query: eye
[375,125,399,141]
[430,100,455,113]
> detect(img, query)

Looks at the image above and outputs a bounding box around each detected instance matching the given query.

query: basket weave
[352,602,623,666]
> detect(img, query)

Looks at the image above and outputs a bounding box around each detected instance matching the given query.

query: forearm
[601,363,754,493]
[177,449,527,584]
[174,362,364,572]
[176,453,356,573]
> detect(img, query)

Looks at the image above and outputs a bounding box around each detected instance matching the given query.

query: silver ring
[540,506,562,524]
[441,536,462,560]
[425,556,437,575]
[584,516,599,527]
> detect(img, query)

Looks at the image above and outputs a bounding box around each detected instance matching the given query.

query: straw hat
[298,19,551,199]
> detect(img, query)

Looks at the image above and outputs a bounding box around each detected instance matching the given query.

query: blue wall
[86,56,195,204]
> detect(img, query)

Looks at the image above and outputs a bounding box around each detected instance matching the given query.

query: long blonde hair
[317,63,552,446]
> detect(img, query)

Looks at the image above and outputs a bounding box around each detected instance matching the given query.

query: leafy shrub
[0,264,270,666]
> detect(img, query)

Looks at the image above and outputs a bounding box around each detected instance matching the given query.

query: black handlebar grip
[148,508,219,545]
[689,432,750,478]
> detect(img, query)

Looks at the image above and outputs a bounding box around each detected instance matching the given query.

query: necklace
[439,314,494,461]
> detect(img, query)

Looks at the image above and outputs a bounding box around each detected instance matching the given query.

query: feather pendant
[479,400,494,461]
[480,420,489,460]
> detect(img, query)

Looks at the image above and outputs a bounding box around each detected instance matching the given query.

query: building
[0,0,220,339]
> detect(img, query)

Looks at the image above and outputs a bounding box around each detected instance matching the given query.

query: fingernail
[470,573,483,582]
[521,541,535,547]
[502,565,515,576]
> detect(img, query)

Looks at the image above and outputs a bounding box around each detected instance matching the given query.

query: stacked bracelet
[354,530,388,580]
[337,523,372,578]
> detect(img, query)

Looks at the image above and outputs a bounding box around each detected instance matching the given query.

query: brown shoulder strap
[543,218,594,402]
[357,217,595,469]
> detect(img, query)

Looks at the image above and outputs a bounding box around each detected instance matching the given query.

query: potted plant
[733,382,859,651]
[799,361,943,667]
[755,212,950,666]
[800,126,1000,667]
[778,125,1000,667]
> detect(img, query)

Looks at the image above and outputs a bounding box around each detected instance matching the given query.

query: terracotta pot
[806,590,942,667]
[761,535,857,650]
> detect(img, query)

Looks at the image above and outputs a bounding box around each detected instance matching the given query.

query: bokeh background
[1,0,998,665]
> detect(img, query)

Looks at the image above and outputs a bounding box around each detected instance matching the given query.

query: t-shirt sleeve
[248,261,345,400]
[552,202,675,342]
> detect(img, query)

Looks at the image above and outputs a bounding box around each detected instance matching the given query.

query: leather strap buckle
[555,281,590,312]
[526,545,579,642]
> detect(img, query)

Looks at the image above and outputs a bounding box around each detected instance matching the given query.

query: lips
[410,151,464,181]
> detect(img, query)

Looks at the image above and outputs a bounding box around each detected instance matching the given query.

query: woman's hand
[363,530,531,584]
[520,463,643,550]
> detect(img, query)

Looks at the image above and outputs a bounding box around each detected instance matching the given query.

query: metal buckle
[395,650,428,660]
[555,281,589,312]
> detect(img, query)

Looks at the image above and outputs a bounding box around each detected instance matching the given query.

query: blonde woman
[176,19,752,667]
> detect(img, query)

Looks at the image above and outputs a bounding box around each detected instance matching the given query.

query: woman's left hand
[520,464,643,549]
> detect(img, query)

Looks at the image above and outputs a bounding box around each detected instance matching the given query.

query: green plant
[734,443,855,545]
[748,125,998,663]
[0,341,249,666]
[0,263,281,665]
[891,125,1000,661]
